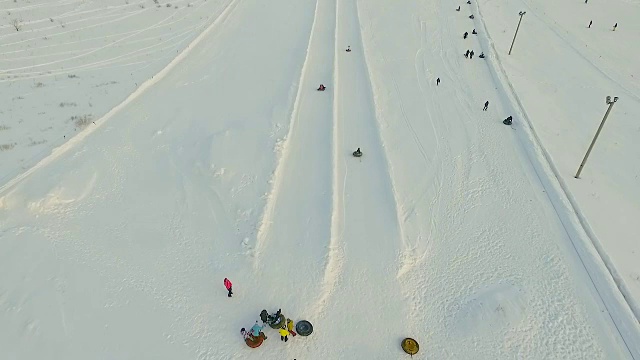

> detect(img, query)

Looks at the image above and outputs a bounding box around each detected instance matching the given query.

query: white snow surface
[1,0,639,359]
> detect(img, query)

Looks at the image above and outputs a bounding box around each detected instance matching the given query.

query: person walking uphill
[224,278,233,297]
[483,100,489,111]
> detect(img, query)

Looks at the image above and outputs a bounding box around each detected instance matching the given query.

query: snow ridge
[253,0,321,265]
[312,0,343,317]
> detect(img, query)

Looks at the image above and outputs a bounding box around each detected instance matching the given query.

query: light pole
[574,96,619,178]
[508,11,526,55]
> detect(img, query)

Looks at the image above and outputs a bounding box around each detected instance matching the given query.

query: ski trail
[252,0,338,317]
[310,0,343,318]
[354,2,419,282]
[254,0,320,260]
[300,0,408,357]
[0,0,242,197]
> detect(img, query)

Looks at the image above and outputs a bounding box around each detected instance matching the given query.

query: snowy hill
[1,0,639,359]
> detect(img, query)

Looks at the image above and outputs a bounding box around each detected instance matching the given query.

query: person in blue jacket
[250,321,267,339]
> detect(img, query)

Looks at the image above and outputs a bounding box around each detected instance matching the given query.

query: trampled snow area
[1,0,639,359]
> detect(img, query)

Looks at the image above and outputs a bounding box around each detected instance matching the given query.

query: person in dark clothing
[483,101,489,111]
[588,20,592,28]
[469,14,474,19]
[613,23,617,31]
[465,49,470,58]
[469,50,474,59]
[472,29,477,34]
[317,84,326,91]
[436,77,440,86]
[463,32,468,39]
[456,5,460,11]
[503,116,513,125]
[479,52,485,58]
[260,310,269,323]
[346,46,351,52]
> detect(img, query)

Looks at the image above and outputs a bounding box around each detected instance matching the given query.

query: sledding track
[298,0,409,357]
[253,0,337,316]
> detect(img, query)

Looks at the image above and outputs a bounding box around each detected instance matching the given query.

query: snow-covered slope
[476,0,640,329]
[1,0,639,359]
[0,0,236,185]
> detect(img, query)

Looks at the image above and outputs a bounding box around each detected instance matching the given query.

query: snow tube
[352,151,362,157]
[295,320,313,336]
[245,333,266,348]
[401,338,419,355]
[268,314,286,329]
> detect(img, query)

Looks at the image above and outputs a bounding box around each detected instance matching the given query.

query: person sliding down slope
[317,84,326,91]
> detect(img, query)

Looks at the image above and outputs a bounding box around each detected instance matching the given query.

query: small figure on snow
[503,116,513,125]
[588,20,592,28]
[266,308,282,325]
[260,310,269,323]
[279,326,290,342]
[613,23,617,31]
[463,31,468,39]
[456,5,460,11]
[436,77,440,86]
[224,278,233,297]
[317,84,326,91]
[353,147,362,157]
[286,319,297,337]
[472,29,477,34]
[250,321,267,339]
[469,50,475,59]
[465,49,470,58]
[483,100,489,111]
[346,46,351,52]
[467,0,471,4]
[479,52,485,58]
[469,14,474,19]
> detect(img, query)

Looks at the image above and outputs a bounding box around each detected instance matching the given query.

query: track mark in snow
[0,0,243,196]
[313,1,344,315]
[307,0,409,354]
[253,0,324,263]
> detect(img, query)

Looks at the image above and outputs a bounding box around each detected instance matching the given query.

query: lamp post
[508,11,527,55]
[574,96,619,178]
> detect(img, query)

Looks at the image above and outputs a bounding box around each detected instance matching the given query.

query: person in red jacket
[224,278,233,297]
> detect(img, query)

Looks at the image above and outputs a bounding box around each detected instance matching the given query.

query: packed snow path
[1,0,638,359]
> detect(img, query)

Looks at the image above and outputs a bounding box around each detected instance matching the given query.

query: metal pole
[508,12,526,55]
[574,99,617,178]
